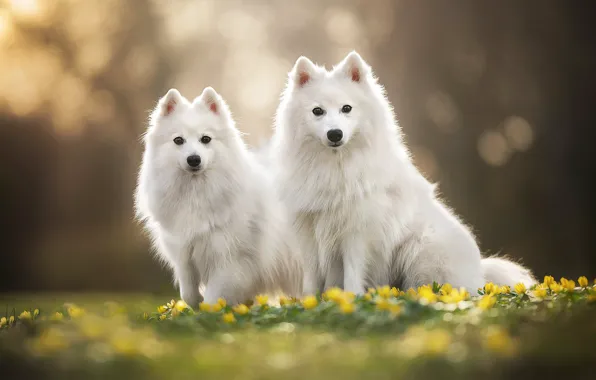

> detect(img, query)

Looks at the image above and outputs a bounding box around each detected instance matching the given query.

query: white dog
[270,51,535,295]
[135,87,302,305]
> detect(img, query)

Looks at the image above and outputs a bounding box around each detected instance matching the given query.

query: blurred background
[1,0,594,294]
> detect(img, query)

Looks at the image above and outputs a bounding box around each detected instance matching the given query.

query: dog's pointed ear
[157,88,183,117]
[197,87,226,115]
[290,56,318,88]
[334,51,371,83]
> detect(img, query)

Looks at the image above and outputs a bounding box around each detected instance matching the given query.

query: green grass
[1,279,596,380]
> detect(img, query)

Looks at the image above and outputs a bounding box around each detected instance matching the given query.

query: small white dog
[270,51,535,295]
[135,87,302,305]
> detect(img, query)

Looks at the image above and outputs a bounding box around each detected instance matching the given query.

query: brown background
[1,0,594,294]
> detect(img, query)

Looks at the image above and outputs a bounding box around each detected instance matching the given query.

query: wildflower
[340,302,355,314]
[233,304,250,315]
[217,298,227,308]
[375,298,390,311]
[9,316,15,324]
[391,287,400,297]
[211,303,223,312]
[532,286,548,299]
[406,288,418,298]
[440,283,453,295]
[109,329,137,355]
[0,317,6,327]
[561,278,576,291]
[159,314,167,321]
[199,302,212,312]
[302,296,318,310]
[175,300,189,311]
[549,283,563,293]
[483,282,498,295]
[324,287,344,303]
[578,276,589,288]
[483,326,517,356]
[67,305,85,318]
[279,296,295,306]
[543,276,555,286]
[50,312,64,322]
[367,287,376,294]
[499,285,511,294]
[389,304,402,316]
[377,285,391,298]
[363,293,372,301]
[418,287,438,304]
[514,283,526,294]
[166,299,176,309]
[255,294,269,306]
[424,329,452,355]
[33,309,40,318]
[478,294,496,310]
[222,312,236,323]
[157,305,168,314]
[19,310,32,320]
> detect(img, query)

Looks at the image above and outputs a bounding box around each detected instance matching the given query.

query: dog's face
[145,87,237,174]
[281,52,377,149]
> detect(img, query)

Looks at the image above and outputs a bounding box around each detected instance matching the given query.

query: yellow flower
[440,283,453,295]
[440,287,469,304]
[255,294,269,306]
[157,305,168,313]
[302,296,318,310]
[175,300,189,311]
[483,326,517,356]
[549,283,563,293]
[232,304,250,315]
[324,287,344,303]
[406,288,418,298]
[33,309,40,317]
[484,282,498,295]
[19,311,32,320]
[499,285,511,294]
[375,298,390,311]
[9,316,15,324]
[34,327,69,353]
[67,305,85,318]
[514,283,526,294]
[166,299,176,309]
[377,285,391,298]
[50,312,63,322]
[217,298,227,308]
[543,276,555,286]
[0,317,6,327]
[532,286,548,299]
[199,302,212,312]
[340,302,355,314]
[561,278,575,291]
[279,296,295,306]
[212,303,223,312]
[418,287,438,304]
[478,294,496,310]
[367,287,376,294]
[390,287,400,297]
[159,314,167,321]
[424,329,452,355]
[578,276,589,287]
[363,293,372,301]
[389,304,402,316]
[222,312,236,323]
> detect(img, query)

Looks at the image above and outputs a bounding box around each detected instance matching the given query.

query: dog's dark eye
[200,136,212,144]
[312,107,325,116]
[341,105,352,113]
[173,137,185,145]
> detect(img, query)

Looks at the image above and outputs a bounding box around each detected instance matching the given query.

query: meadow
[1,277,595,379]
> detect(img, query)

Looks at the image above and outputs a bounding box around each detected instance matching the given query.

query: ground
[1,277,595,379]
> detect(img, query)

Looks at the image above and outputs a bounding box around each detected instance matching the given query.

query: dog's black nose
[187,155,201,168]
[327,129,343,143]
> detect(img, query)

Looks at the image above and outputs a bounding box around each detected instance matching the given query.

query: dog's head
[279,51,387,150]
[145,87,243,174]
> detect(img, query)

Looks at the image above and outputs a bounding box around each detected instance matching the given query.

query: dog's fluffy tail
[481,256,536,287]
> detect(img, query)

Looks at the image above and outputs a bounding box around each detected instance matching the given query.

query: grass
[1,277,596,380]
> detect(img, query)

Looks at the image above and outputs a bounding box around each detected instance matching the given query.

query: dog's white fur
[270,52,535,295]
[135,87,302,305]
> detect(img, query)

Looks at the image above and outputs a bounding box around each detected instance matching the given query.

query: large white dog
[270,51,535,295]
[135,87,302,305]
